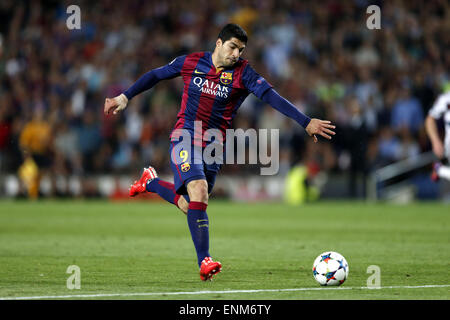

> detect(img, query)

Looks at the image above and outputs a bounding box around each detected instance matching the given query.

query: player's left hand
[305,119,336,143]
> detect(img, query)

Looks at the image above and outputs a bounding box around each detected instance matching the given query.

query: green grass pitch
[0,199,449,300]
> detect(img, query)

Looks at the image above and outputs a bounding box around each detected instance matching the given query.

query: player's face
[217,37,246,67]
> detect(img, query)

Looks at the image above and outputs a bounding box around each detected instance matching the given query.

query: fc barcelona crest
[220,72,232,85]
[181,163,190,172]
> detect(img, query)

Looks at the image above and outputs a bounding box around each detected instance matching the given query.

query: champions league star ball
[312,251,349,286]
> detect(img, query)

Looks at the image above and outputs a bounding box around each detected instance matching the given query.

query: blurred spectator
[390,87,424,135]
[340,97,370,197]
[0,107,11,171]
[18,108,52,198]
[284,162,319,205]
[376,126,401,167]
[76,110,102,173]
[397,127,420,161]
[53,122,82,175]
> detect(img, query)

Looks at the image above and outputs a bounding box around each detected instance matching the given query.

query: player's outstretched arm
[261,88,335,143]
[104,93,128,115]
[104,55,186,116]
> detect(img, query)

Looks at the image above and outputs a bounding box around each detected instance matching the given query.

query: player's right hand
[104,93,128,115]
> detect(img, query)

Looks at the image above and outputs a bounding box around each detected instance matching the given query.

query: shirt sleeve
[241,64,273,99]
[261,88,311,129]
[428,93,449,119]
[123,55,186,100]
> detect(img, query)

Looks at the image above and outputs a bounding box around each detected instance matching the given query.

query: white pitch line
[1,284,449,300]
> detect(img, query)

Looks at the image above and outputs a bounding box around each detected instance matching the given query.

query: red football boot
[199,257,222,281]
[129,167,158,197]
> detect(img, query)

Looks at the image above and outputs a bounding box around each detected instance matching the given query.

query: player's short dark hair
[218,23,248,44]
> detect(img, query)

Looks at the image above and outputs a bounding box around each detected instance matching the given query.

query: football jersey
[158,52,272,145]
[428,91,450,158]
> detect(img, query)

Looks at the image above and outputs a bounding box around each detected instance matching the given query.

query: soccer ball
[312,251,349,286]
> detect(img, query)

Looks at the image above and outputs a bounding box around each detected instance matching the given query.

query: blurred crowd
[0,0,449,198]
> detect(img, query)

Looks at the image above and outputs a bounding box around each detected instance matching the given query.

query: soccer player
[104,24,336,281]
[425,90,450,181]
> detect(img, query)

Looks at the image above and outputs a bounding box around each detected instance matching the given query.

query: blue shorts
[169,140,222,195]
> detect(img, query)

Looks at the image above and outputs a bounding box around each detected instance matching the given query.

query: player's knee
[187,180,209,204]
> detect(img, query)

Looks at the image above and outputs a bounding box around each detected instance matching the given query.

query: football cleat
[199,257,222,281]
[431,162,441,182]
[129,167,158,197]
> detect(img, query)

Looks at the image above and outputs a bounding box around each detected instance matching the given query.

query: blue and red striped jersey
[158,51,272,144]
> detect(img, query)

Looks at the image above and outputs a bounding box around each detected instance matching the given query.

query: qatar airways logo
[193,77,229,98]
